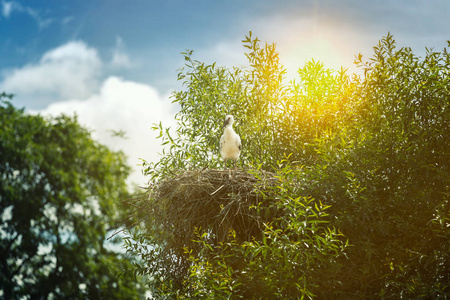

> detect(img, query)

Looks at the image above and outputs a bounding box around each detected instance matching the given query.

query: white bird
[220,115,241,170]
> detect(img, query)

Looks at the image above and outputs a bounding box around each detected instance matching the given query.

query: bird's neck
[224,126,235,135]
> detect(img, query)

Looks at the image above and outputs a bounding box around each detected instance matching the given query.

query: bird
[220,115,241,170]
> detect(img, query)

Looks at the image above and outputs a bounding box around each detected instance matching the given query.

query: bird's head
[222,115,234,128]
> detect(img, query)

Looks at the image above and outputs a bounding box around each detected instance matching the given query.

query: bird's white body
[220,115,241,168]
[220,127,241,161]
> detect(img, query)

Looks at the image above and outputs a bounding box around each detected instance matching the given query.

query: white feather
[220,115,241,166]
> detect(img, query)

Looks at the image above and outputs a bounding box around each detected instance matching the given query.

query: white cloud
[38,76,176,187]
[111,52,132,68]
[1,41,102,108]
[1,1,52,27]
[244,13,373,80]
[194,14,369,83]
[110,36,132,68]
[61,16,75,25]
[1,1,14,17]
[195,39,247,69]
[2,40,178,187]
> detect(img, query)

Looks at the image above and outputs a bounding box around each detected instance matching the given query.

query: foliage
[128,33,450,298]
[144,32,291,180]
[184,164,346,299]
[0,97,145,299]
[307,34,450,298]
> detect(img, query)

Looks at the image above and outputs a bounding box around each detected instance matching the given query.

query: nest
[138,169,279,249]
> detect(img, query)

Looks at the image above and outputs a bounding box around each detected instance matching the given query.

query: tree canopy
[0,96,144,299]
[127,33,449,299]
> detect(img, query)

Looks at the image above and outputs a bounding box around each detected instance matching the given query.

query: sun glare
[282,34,350,81]
[270,18,362,81]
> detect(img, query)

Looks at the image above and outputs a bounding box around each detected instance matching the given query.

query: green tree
[0,96,144,299]
[128,33,449,298]
[310,34,450,298]
[129,33,348,298]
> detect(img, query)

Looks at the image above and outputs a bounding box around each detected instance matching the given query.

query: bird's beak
[222,119,228,129]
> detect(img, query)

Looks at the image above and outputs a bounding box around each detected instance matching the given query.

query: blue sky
[1,0,449,185]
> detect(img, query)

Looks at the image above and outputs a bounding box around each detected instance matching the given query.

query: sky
[1,0,449,186]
